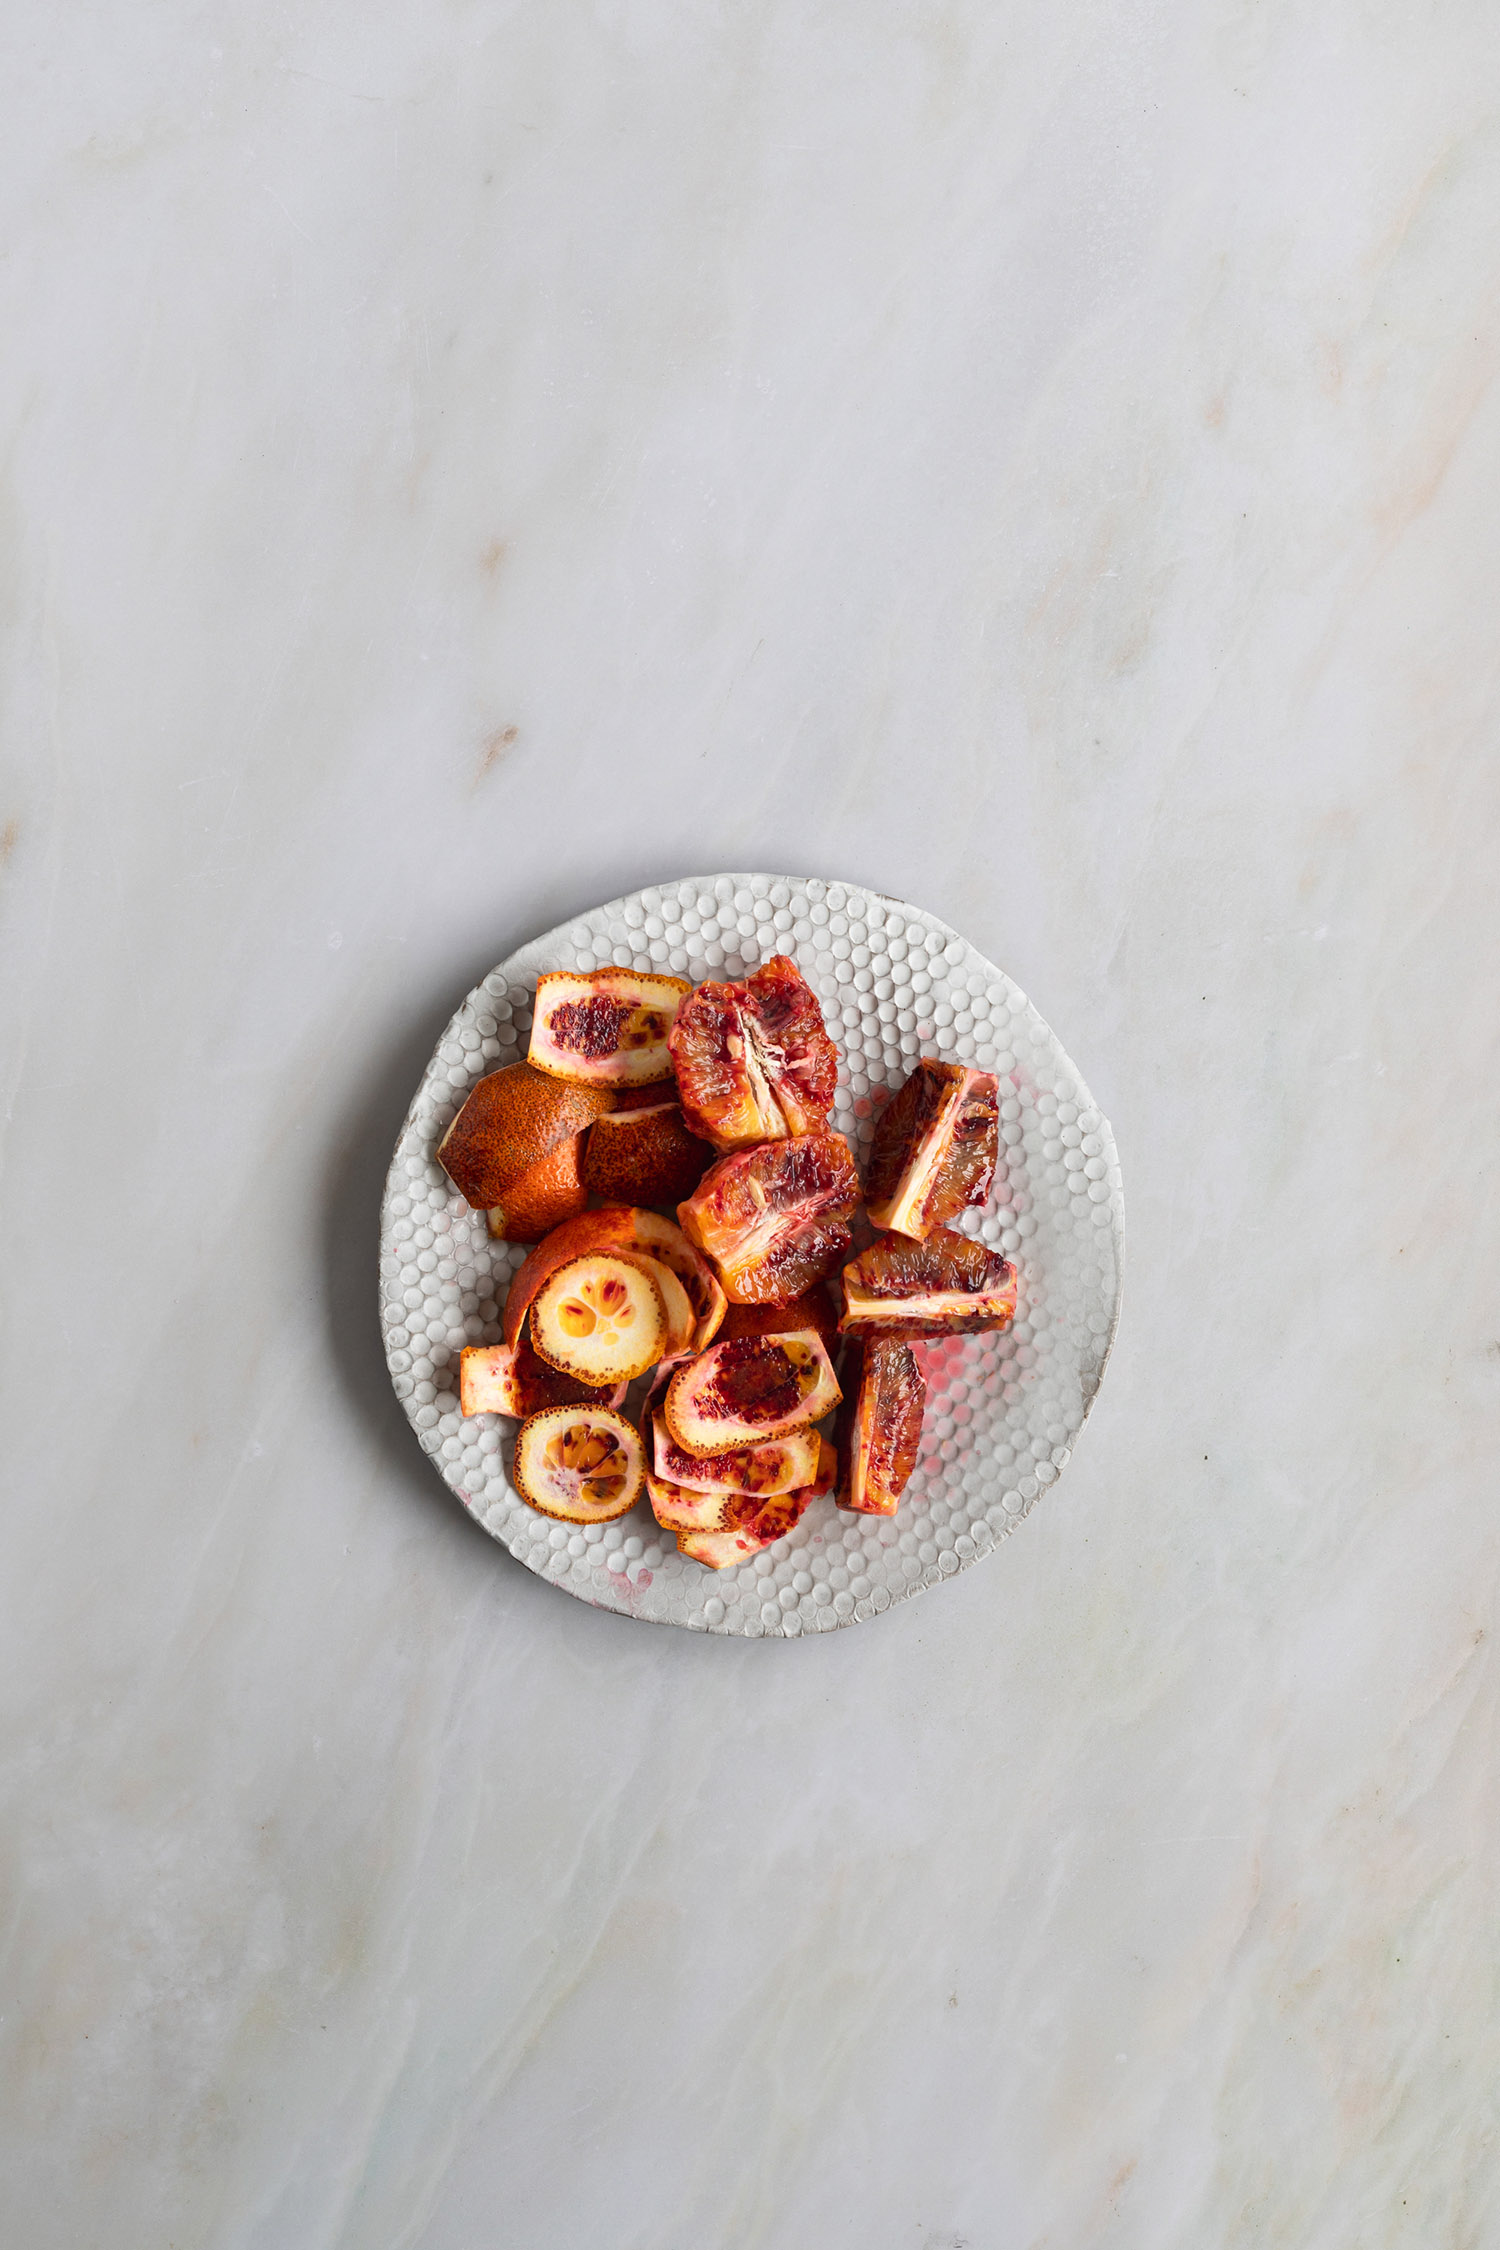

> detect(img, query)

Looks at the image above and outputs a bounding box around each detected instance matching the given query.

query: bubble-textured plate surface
[379,875,1123,1636]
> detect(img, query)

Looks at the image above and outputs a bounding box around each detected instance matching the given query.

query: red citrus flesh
[865,1060,1000,1239]
[839,1227,1018,1338]
[834,1338,926,1515]
[669,955,839,1148]
[675,1456,831,1568]
[663,1329,841,1452]
[677,1133,860,1303]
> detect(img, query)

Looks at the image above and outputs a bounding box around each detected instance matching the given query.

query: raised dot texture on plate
[379,874,1123,1636]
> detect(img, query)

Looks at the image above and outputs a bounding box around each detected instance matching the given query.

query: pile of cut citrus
[441,955,1017,1568]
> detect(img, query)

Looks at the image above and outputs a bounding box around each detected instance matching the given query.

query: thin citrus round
[529,1252,668,1384]
[513,1405,646,1523]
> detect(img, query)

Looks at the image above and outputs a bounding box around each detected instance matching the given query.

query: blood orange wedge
[484,1129,590,1242]
[663,1329,841,1452]
[530,1253,668,1384]
[865,1060,1000,1239]
[583,1100,711,1206]
[459,1337,626,1418]
[839,1228,1018,1339]
[437,1061,613,1209]
[528,968,690,1088]
[502,1207,725,1353]
[669,955,839,1148]
[677,1133,860,1303]
[513,1404,645,1523]
[652,1415,820,1496]
[834,1338,926,1515]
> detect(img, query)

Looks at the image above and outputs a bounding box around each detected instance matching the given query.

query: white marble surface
[3,5,1498,2244]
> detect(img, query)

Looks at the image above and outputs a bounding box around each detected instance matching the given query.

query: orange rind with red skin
[865,1060,999,1239]
[834,1338,926,1515]
[459,1337,626,1418]
[513,1404,645,1523]
[484,1129,590,1242]
[840,1227,1018,1339]
[529,968,690,1088]
[663,1329,841,1453]
[437,1061,613,1209]
[678,1132,860,1303]
[582,1099,711,1206]
[529,1253,668,1384]
[669,955,839,1148]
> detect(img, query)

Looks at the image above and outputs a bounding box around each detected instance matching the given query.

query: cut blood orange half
[459,1337,625,1418]
[530,1253,668,1384]
[513,1404,645,1522]
[651,1415,820,1496]
[502,1207,725,1354]
[834,1339,926,1515]
[677,1133,860,1303]
[669,955,839,1148]
[663,1329,841,1452]
[437,1061,613,1209]
[865,1060,1000,1239]
[839,1227,1018,1338]
[582,1100,711,1206]
[529,968,690,1088]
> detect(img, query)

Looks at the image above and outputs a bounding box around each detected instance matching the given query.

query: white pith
[841,1283,1017,1328]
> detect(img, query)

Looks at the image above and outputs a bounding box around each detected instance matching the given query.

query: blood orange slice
[663,1329,841,1452]
[458,1338,626,1418]
[529,968,690,1088]
[669,955,839,1148]
[839,1228,1018,1338]
[513,1404,645,1523]
[865,1060,1000,1239]
[530,1253,668,1384]
[651,1415,821,1496]
[834,1338,926,1515]
[677,1133,860,1302]
[582,1100,711,1206]
[675,1447,834,1568]
[437,1061,613,1209]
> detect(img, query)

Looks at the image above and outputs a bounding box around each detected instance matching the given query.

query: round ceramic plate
[380,875,1123,1636]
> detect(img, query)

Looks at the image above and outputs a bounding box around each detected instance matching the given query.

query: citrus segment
[459,1338,626,1418]
[677,1133,860,1302]
[839,1228,1018,1339]
[651,1415,821,1496]
[865,1060,999,1239]
[668,955,839,1148]
[834,1339,926,1516]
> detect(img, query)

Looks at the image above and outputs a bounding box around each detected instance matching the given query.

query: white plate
[380,875,1123,1636]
